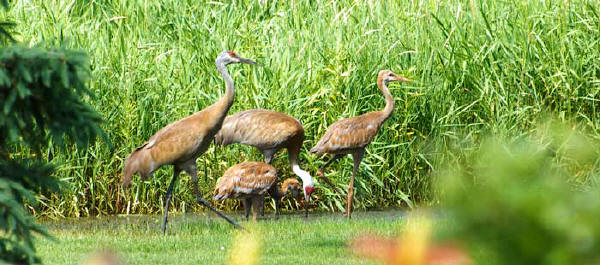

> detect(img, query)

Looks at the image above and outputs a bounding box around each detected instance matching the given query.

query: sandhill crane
[214,109,314,216]
[311,70,410,219]
[121,51,259,233]
[213,161,301,220]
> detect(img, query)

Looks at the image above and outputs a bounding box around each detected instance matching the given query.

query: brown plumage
[121,51,259,233]
[214,109,314,216]
[213,161,300,220]
[311,70,410,219]
[215,109,304,161]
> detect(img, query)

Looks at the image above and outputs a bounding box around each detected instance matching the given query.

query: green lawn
[37,211,404,265]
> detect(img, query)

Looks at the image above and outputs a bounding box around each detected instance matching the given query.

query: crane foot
[197,197,244,230]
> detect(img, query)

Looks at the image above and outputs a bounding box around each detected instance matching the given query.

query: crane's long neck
[377,78,395,120]
[289,153,313,188]
[216,61,235,113]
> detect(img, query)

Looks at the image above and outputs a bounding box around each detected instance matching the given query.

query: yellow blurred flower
[228,227,262,265]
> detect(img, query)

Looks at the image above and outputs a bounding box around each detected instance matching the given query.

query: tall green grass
[4,0,600,216]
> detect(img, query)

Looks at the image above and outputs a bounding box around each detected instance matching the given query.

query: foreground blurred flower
[349,216,470,265]
[228,227,262,265]
[80,250,122,265]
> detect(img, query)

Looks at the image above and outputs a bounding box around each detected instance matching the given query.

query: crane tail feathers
[121,144,148,189]
[121,156,137,189]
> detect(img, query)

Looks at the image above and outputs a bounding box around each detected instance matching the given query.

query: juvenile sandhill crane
[214,109,314,216]
[121,51,259,233]
[311,70,410,219]
[213,161,301,220]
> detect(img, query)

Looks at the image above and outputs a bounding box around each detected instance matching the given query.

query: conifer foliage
[0,4,107,264]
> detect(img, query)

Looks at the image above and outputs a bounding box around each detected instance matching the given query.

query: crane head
[379,69,410,83]
[303,181,315,203]
[291,165,314,203]
[216,50,259,66]
[282,178,301,198]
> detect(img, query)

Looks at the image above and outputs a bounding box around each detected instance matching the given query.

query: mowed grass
[37,211,404,265]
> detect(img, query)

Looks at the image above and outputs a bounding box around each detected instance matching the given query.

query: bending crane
[214,109,314,216]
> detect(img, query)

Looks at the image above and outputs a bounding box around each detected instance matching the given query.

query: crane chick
[214,162,300,221]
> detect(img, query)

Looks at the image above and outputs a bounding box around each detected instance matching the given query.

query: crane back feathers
[310,112,385,154]
[214,109,304,151]
[213,162,278,200]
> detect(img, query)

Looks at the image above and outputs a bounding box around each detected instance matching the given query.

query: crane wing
[214,162,277,199]
[216,109,303,149]
[136,106,223,167]
[312,112,384,154]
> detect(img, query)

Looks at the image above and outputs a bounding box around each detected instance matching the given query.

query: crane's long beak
[239,57,260,66]
[394,74,411,82]
[304,187,314,218]
[304,195,310,218]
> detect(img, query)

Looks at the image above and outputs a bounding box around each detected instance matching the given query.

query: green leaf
[3,88,16,114]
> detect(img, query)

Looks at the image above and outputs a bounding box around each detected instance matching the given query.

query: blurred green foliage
[0,45,107,264]
[438,123,600,264]
[0,159,56,264]
[0,46,106,151]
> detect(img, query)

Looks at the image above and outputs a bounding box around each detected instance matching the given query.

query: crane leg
[304,196,310,218]
[162,169,180,234]
[317,154,344,195]
[347,150,364,219]
[260,198,266,218]
[243,198,251,220]
[185,161,244,229]
[251,196,263,222]
[273,196,281,220]
[261,149,275,217]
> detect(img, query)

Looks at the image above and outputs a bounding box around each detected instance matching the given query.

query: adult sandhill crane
[214,109,314,216]
[311,70,410,219]
[121,51,259,233]
[213,161,301,220]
